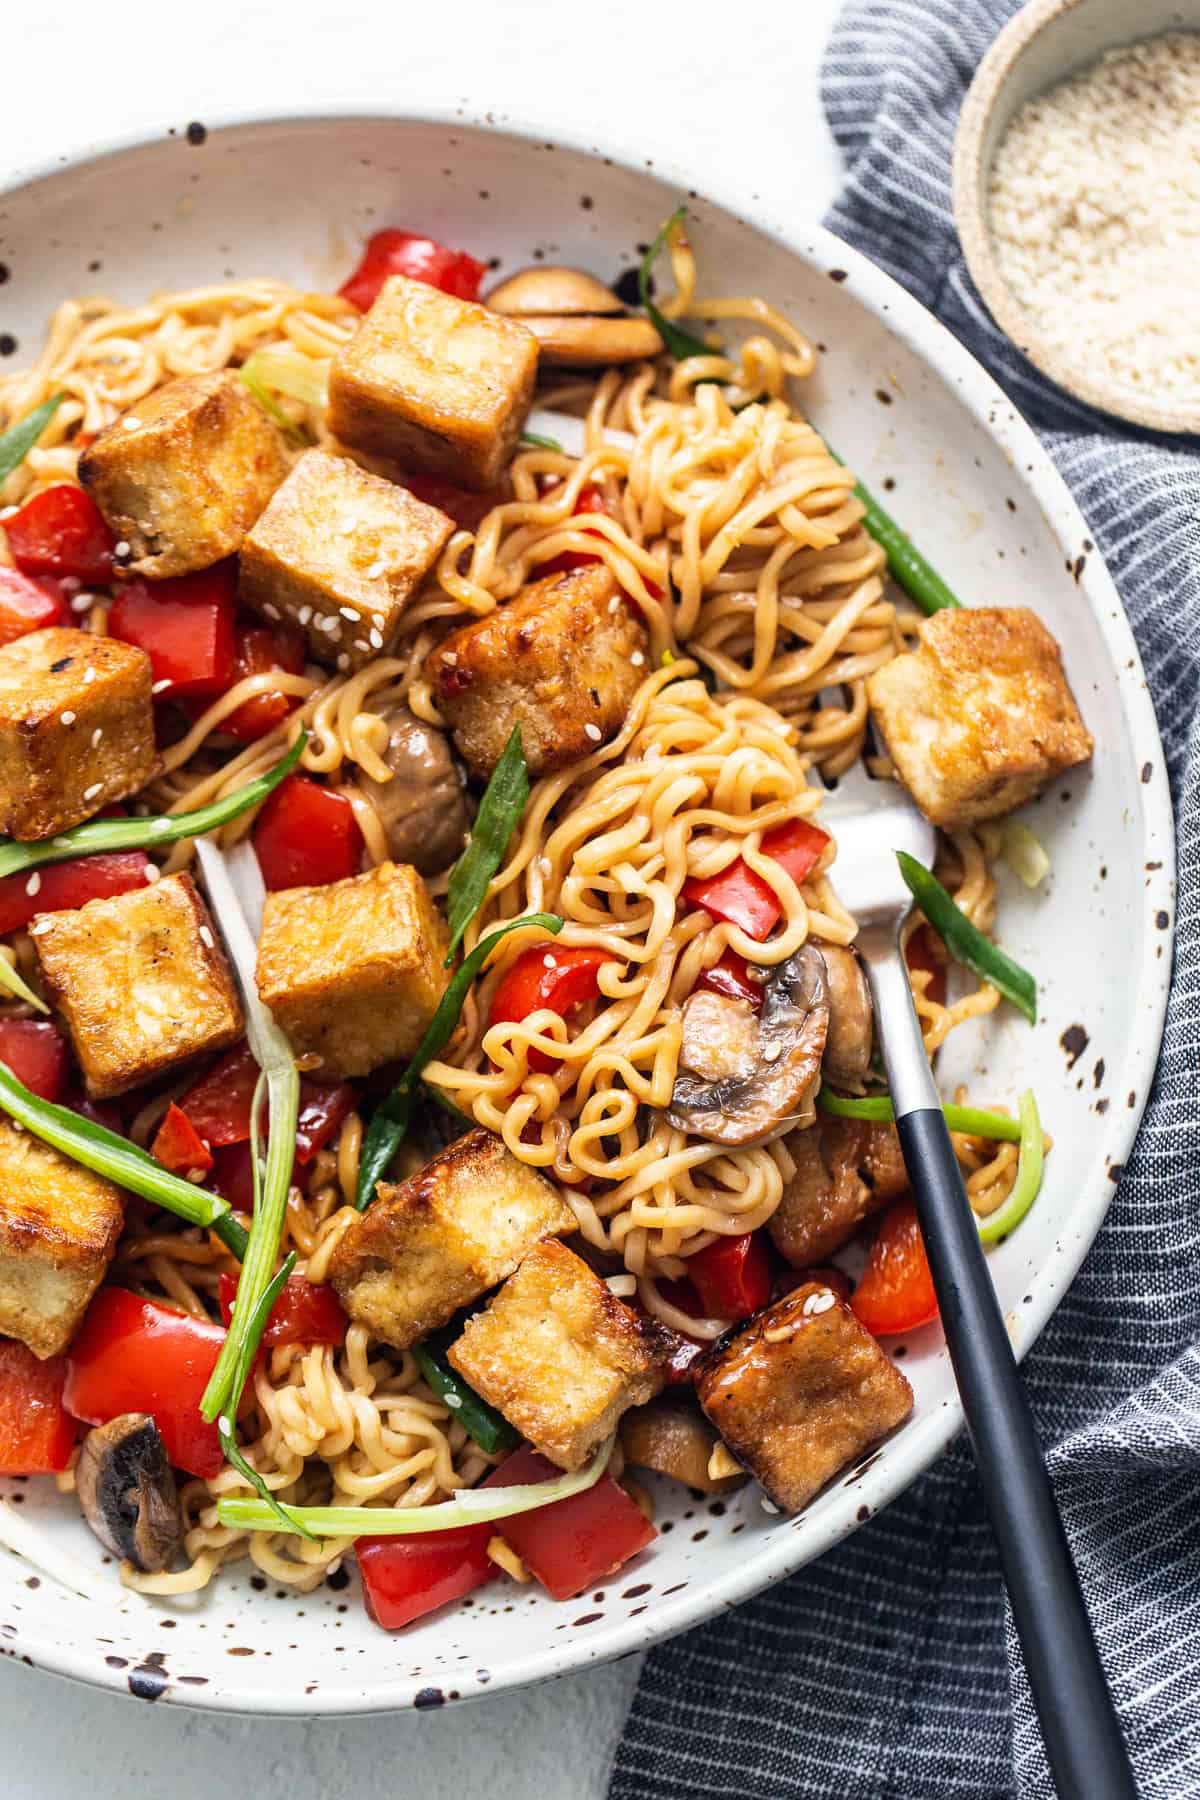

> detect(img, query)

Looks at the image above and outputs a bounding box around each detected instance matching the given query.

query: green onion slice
[443,727,528,965]
[1001,819,1051,890]
[0,1059,247,1258]
[355,911,564,1209]
[0,395,65,489]
[413,1330,518,1456]
[217,1435,613,1538]
[214,1252,316,1539]
[817,1086,1023,1142]
[519,431,564,452]
[0,955,49,1015]
[977,1090,1044,1244]
[0,734,306,881]
[897,851,1037,1024]
[639,209,722,364]
[240,348,329,409]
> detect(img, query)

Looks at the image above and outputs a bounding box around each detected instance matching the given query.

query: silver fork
[824,764,1136,1800]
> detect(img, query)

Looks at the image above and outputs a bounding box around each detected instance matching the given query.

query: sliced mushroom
[76,1413,182,1573]
[620,1393,747,1494]
[818,945,874,1086]
[485,264,663,367]
[354,706,470,874]
[667,945,830,1148]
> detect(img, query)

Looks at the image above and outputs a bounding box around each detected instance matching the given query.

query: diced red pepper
[339,229,486,313]
[63,1288,227,1477]
[152,1102,214,1179]
[253,773,363,891]
[218,1271,347,1349]
[851,1197,938,1337]
[178,1044,260,1148]
[0,1341,75,1474]
[697,950,765,1011]
[0,1020,70,1103]
[220,622,307,742]
[4,484,115,585]
[488,945,615,1073]
[906,924,948,1008]
[484,1447,655,1600]
[683,818,830,941]
[0,565,67,645]
[399,472,501,534]
[0,849,151,937]
[209,1140,257,1213]
[294,1080,356,1164]
[687,1232,773,1321]
[108,563,237,699]
[358,1525,494,1630]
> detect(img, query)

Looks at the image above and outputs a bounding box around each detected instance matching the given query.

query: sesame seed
[60,710,76,725]
[52,837,70,849]
[262,603,280,621]
[762,1041,783,1063]
[584,723,603,743]
[336,653,349,671]
[186,1167,207,1184]
[631,651,645,667]
[121,416,141,432]
[83,782,102,801]
[91,728,103,748]
[354,639,369,653]
[297,605,313,626]
[30,920,53,936]
[369,628,383,650]
[143,864,160,883]
[10,1120,22,1132]
[364,560,386,581]
[113,540,131,557]
[608,596,621,613]
[543,955,557,970]
[339,516,359,536]
[442,651,458,666]
[24,873,40,896]
[70,592,94,614]
[339,606,359,622]
[198,925,215,949]
[152,678,171,695]
[319,616,339,636]
[82,668,97,685]
[218,1415,232,1436]
[803,1288,836,1316]
[761,1497,780,1515]
[60,577,81,595]
[605,1273,638,1297]
[444,1392,463,1410]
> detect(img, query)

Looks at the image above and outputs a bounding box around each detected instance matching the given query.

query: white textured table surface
[0,2,843,1791]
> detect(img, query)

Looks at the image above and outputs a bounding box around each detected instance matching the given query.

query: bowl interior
[0,113,1174,1714]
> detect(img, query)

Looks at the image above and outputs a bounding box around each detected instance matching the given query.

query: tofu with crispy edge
[696,1280,913,1513]
[449,1239,671,1471]
[0,627,157,841]
[768,1117,907,1269]
[33,872,243,1099]
[255,860,448,1079]
[78,371,288,578]
[424,562,648,779]
[239,448,454,672]
[327,275,539,491]
[865,607,1093,830]
[0,1120,124,1358]
[328,1129,576,1349]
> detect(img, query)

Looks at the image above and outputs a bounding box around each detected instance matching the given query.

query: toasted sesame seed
[30,920,53,936]
[337,653,349,671]
[9,1120,22,1132]
[803,1288,836,1316]
[605,1273,638,1297]
[364,560,386,581]
[340,606,360,622]
[60,577,81,595]
[631,651,645,667]
[218,1415,232,1437]
[143,864,161,883]
[121,416,141,432]
[763,1324,794,1343]
[186,1167,207,1184]
[354,639,369,653]
[297,605,313,626]
[262,603,280,621]
[369,628,383,650]
[152,678,171,695]
[83,782,102,801]
[444,1392,463,1410]
[762,1041,783,1063]
[339,515,359,536]
[24,873,40,897]
[91,728,103,748]
[70,592,94,615]
[761,1497,780,1515]
[52,837,70,848]
[608,596,621,613]
[113,540,131,557]
[442,651,458,666]
[319,616,340,635]
[60,710,76,725]
[198,925,215,949]
[82,668,97,685]
[584,723,603,743]
[149,818,171,833]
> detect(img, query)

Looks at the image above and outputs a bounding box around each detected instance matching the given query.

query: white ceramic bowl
[0,110,1175,1715]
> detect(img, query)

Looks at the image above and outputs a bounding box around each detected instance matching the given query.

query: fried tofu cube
[78,371,288,577]
[33,872,242,1099]
[768,1117,907,1269]
[328,275,539,491]
[449,1239,670,1470]
[696,1280,913,1513]
[255,860,448,1078]
[239,448,453,671]
[866,607,1093,829]
[0,627,157,840]
[0,1120,124,1358]
[424,562,648,779]
[328,1129,576,1349]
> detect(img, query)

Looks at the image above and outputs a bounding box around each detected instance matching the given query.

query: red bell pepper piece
[294,1079,356,1164]
[0,1341,76,1474]
[178,1044,260,1147]
[64,1288,227,1477]
[399,472,500,534]
[0,1020,70,1103]
[339,229,486,313]
[697,950,766,1011]
[0,849,150,937]
[218,1271,347,1349]
[152,1102,214,1179]
[209,1141,257,1213]
[683,818,830,941]
[687,1232,772,1321]
[357,1525,494,1630]
[108,563,237,699]
[851,1197,938,1337]
[488,945,615,1074]
[484,1447,655,1600]
[253,773,363,891]
[906,924,948,1008]
[0,565,67,646]
[221,622,307,742]
[4,484,115,584]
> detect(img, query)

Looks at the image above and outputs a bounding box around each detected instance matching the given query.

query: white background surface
[0,3,844,1793]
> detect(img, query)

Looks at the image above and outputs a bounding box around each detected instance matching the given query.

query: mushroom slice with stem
[75,1412,183,1573]
[620,1393,747,1494]
[485,264,663,367]
[354,705,471,875]
[667,944,830,1148]
[818,944,874,1086]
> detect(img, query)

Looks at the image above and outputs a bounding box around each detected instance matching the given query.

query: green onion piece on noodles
[1001,819,1052,890]
[0,954,49,1015]
[896,850,1037,1024]
[977,1090,1044,1244]
[638,209,723,364]
[0,394,65,488]
[443,726,529,964]
[817,1087,1023,1143]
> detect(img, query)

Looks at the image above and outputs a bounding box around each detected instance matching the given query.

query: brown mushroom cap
[354,705,470,875]
[486,265,625,317]
[517,314,664,367]
[819,945,874,1086]
[76,1413,182,1573]
[620,1393,747,1494]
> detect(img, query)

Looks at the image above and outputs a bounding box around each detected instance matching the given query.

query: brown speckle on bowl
[1059,1023,1089,1068]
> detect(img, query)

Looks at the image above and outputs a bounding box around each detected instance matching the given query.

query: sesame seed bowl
[953,0,1200,434]
[0,108,1175,1714]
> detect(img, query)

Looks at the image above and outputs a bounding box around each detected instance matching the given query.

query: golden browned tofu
[239,448,454,672]
[328,1129,576,1349]
[0,628,157,841]
[449,1239,670,1471]
[696,1280,913,1513]
[768,1117,907,1269]
[866,607,1093,829]
[425,563,648,779]
[78,371,288,577]
[0,1121,124,1358]
[255,860,448,1079]
[327,276,539,490]
[33,872,242,1099]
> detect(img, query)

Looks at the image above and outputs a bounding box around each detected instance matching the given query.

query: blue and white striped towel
[610,3,1200,1795]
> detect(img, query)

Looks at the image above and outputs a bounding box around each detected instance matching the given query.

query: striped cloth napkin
[609,3,1200,1795]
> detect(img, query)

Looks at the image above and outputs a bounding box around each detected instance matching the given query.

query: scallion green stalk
[977,1090,1044,1244]
[817,1086,1023,1142]
[443,726,528,964]
[638,209,722,363]
[897,851,1037,1024]
[0,394,65,488]
[0,956,49,1015]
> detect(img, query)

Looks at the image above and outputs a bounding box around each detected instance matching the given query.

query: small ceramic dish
[953,0,1200,434]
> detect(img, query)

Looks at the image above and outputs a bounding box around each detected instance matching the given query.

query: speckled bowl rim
[952,0,1200,435]
[0,102,1176,1716]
